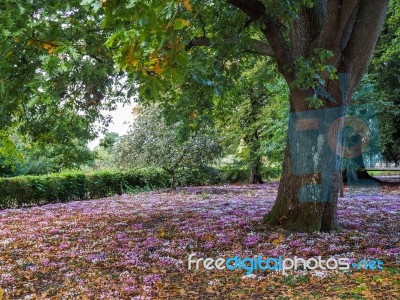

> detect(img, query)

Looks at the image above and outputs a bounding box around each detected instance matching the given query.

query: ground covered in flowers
[0,181,399,299]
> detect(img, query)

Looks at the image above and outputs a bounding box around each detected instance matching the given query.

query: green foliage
[291,49,335,84]
[213,59,288,174]
[353,76,400,163]
[364,0,400,162]
[0,0,125,160]
[218,165,251,183]
[0,164,275,208]
[92,132,120,170]
[114,105,222,188]
[0,156,16,177]
[0,169,169,209]
[260,0,315,24]
[172,165,227,187]
[96,0,331,113]
[98,0,263,101]
[351,1,400,163]
[260,163,282,180]
[0,132,22,172]
[290,49,337,109]
[98,0,317,97]
[0,136,96,177]
[99,132,120,151]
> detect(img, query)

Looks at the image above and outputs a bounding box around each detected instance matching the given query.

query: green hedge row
[0,169,169,209]
[0,166,281,209]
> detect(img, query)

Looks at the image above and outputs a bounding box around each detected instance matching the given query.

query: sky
[88,102,135,150]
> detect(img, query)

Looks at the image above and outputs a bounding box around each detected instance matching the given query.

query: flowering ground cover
[0,181,399,299]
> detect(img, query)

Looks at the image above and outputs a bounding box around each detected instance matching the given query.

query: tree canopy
[0,0,125,164]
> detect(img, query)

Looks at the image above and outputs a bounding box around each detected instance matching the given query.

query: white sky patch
[88,102,136,150]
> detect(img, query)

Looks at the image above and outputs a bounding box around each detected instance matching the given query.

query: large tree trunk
[228,0,389,232]
[263,144,340,232]
[263,90,343,232]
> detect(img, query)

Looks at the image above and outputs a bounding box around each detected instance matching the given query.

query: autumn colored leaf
[271,232,284,245]
[181,0,192,12]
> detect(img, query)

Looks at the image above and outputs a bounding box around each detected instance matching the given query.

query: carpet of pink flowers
[0,182,399,299]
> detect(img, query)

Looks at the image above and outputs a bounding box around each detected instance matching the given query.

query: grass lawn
[0,183,399,299]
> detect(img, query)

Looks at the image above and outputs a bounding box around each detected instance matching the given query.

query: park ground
[0,181,399,299]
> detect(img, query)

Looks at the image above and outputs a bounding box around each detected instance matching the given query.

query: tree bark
[165,168,177,190]
[263,93,342,232]
[250,155,263,184]
[249,131,264,184]
[263,142,333,232]
[227,0,389,232]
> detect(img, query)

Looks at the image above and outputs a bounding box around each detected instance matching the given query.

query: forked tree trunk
[227,0,389,232]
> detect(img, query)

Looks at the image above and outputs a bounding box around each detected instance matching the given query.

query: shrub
[261,164,282,180]
[174,166,227,187]
[0,166,280,209]
[0,168,169,209]
[219,166,250,183]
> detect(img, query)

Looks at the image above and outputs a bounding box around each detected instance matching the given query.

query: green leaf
[81,0,102,11]
[167,68,185,84]
[173,19,190,30]
[127,0,140,9]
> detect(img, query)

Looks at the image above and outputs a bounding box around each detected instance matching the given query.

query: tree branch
[337,0,359,36]
[342,0,389,99]
[186,36,274,57]
[260,16,292,74]
[226,0,266,21]
[186,37,210,49]
[319,0,340,48]
[245,39,274,57]
[87,53,103,63]
[320,0,359,51]
[86,28,114,33]
[226,0,292,77]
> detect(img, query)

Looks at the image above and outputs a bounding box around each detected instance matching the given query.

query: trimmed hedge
[0,166,281,209]
[0,169,169,209]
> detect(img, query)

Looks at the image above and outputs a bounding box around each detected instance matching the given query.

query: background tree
[99,132,120,152]
[346,0,400,176]
[0,135,95,177]
[213,59,288,183]
[114,105,221,189]
[367,0,400,164]
[92,132,120,170]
